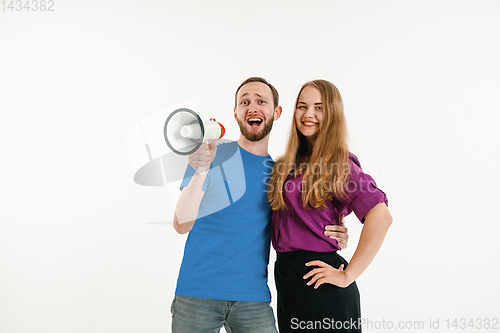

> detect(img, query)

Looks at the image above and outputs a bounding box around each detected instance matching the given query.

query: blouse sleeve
[341,153,388,223]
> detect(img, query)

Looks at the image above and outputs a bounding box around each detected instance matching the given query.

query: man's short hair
[235,77,279,109]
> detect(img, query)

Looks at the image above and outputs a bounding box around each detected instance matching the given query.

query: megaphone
[163,108,225,173]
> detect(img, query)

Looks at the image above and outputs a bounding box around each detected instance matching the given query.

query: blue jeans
[171,295,278,333]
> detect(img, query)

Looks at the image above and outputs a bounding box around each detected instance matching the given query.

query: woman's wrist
[341,269,356,288]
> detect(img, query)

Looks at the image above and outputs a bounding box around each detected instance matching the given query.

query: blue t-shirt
[175,141,274,302]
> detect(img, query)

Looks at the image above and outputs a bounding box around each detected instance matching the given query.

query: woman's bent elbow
[382,208,393,228]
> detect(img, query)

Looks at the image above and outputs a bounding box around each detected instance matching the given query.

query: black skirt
[275,250,361,333]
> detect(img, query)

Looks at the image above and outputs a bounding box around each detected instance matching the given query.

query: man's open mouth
[247,117,263,127]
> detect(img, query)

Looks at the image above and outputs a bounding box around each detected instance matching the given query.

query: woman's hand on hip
[303,260,352,289]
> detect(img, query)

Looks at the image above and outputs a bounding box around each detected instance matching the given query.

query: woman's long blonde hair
[268,79,350,210]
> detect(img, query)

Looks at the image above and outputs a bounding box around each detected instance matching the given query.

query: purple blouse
[271,153,388,253]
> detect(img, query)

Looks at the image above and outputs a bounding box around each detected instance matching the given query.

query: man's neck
[237,135,270,156]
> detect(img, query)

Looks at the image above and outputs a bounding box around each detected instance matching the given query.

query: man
[171,77,348,333]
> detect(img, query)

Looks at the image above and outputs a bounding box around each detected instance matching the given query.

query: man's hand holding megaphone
[188,142,218,174]
[166,111,223,233]
[164,108,225,174]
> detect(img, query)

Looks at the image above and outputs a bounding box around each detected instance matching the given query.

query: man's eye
[241,101,248,105]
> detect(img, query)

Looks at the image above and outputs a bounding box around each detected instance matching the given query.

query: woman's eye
[316,107,322,111]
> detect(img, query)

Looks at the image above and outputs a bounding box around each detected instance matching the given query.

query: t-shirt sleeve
[179,164,210,192]
[341,154,388,223]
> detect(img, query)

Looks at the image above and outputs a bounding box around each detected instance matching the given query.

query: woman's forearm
[343,202,393,286]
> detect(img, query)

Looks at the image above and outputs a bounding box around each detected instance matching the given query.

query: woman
[268,80,393,332]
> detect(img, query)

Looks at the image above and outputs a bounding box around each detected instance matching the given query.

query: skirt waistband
[276,249,339,263]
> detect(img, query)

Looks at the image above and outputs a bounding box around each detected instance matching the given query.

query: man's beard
[237,116,274,142]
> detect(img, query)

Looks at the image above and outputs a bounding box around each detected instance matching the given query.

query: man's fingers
[208,141,217,151]
[196,143,209,151]
[192,155,209,162]
[325,230,349,240]
[325,231,340,238]
[187,143,217,170]
[324,225,347,232]
[189,156,209,167]
[189,153,210,168]
[190,145,211,160]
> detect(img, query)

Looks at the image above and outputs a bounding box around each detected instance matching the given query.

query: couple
[171,77,392,332]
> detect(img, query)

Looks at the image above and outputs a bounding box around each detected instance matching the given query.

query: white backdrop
[1,1,499,332]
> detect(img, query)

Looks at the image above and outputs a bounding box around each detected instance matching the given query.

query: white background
[1,1,499,332]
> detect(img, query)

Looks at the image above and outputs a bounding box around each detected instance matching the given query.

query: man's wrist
[193,168,209,179]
